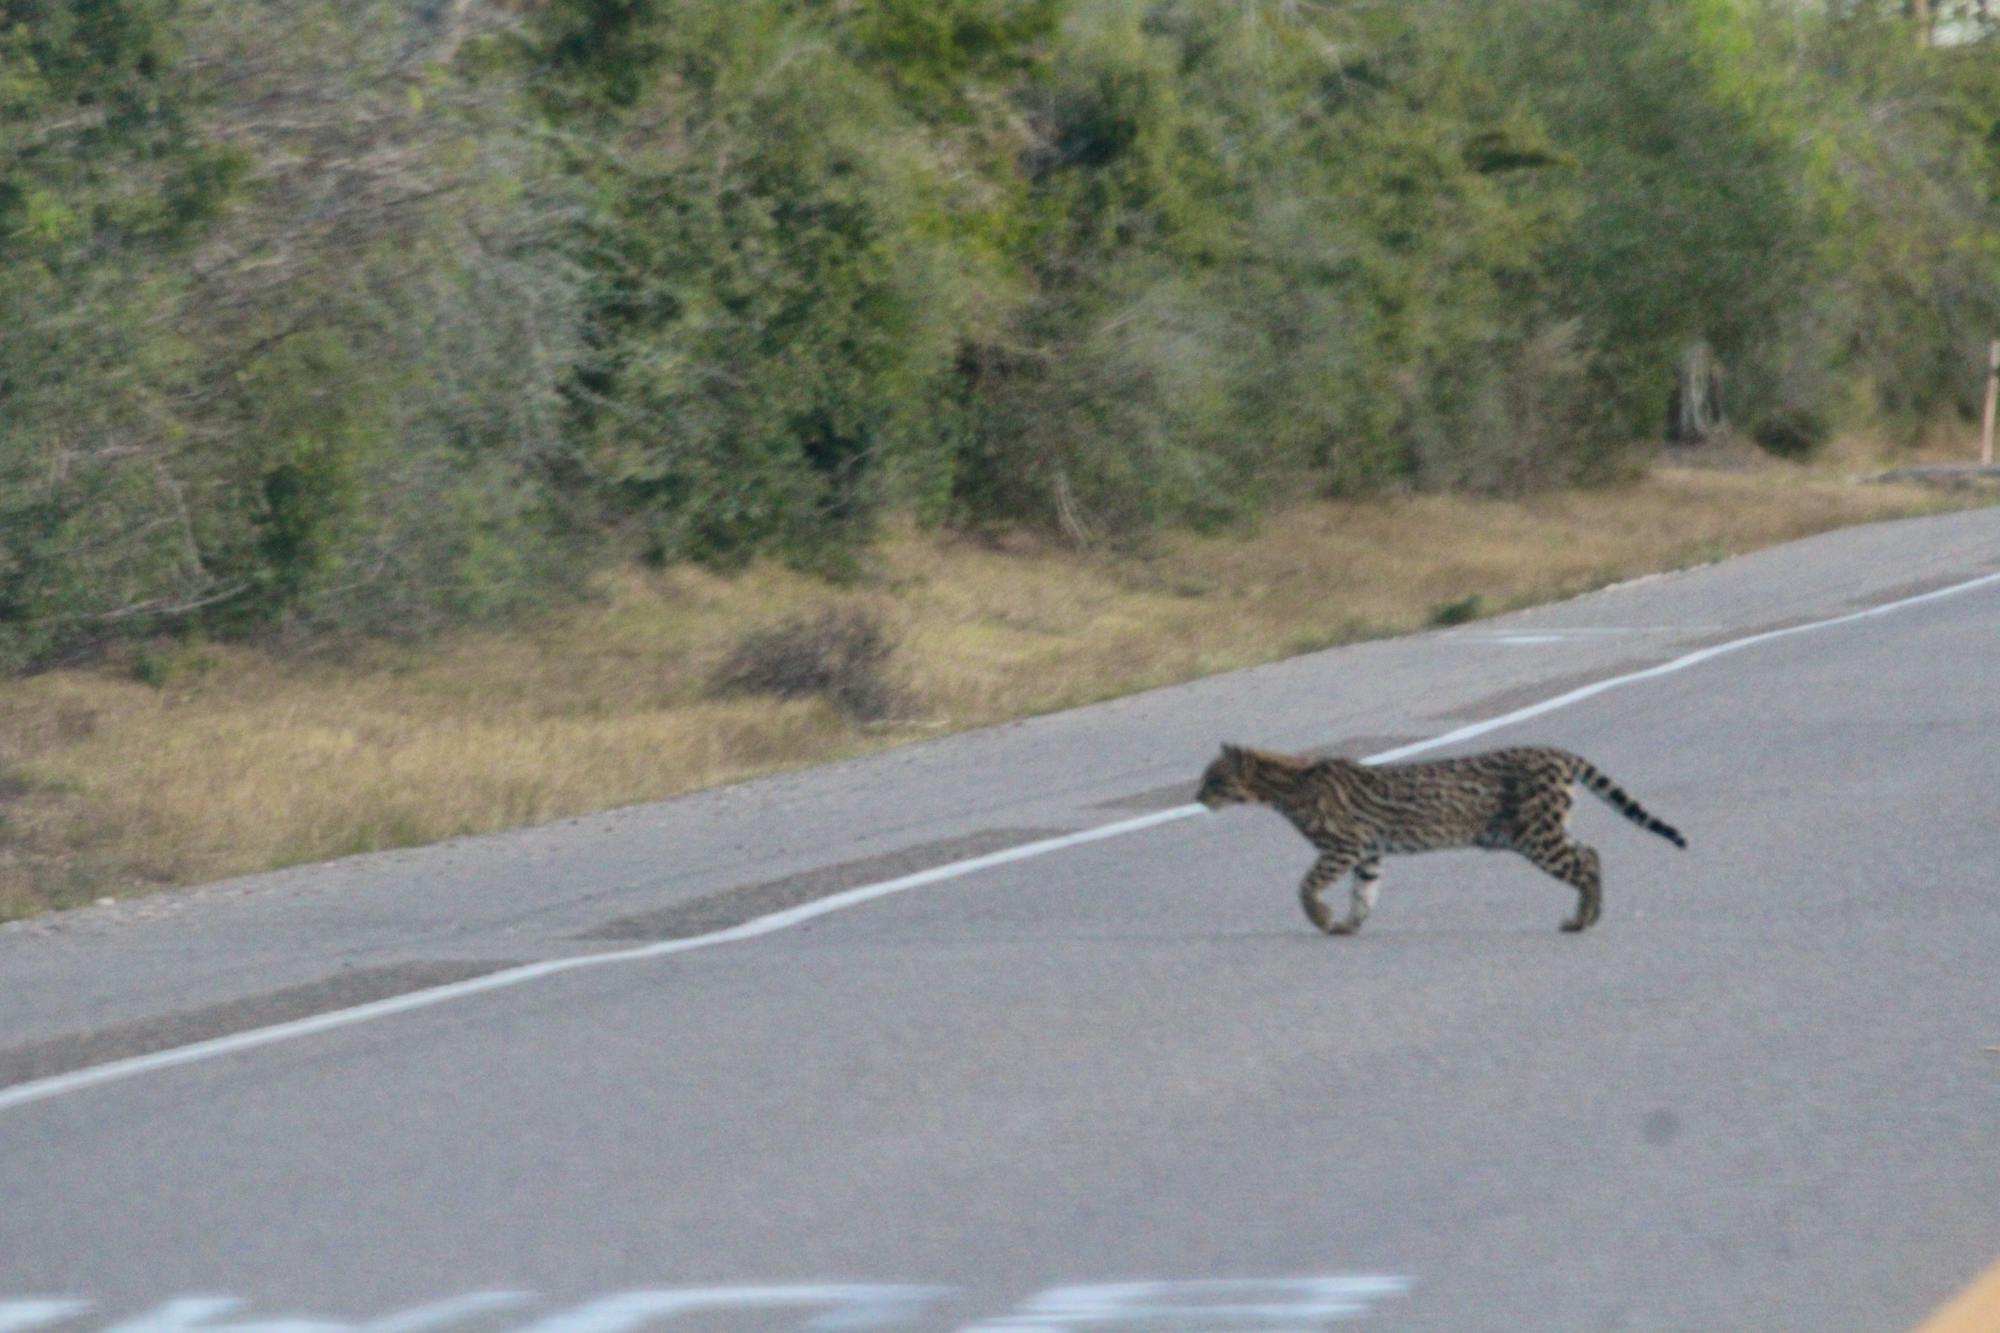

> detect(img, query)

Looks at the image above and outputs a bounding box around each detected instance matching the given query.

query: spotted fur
[1196,743,1686,934]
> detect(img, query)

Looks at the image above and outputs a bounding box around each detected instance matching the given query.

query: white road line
[0,1303,90,1333]
[959,1277,1412,1329]
[1367,569,2000,763]
[509,1287,948,1333]
[2,568,1997,1115]
[2,1283,1412,1333]
[96,1295,541,1333]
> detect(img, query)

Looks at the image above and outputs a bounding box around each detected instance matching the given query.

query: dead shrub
[711,608,898,721]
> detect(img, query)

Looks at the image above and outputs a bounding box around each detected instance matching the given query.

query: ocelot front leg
[1298,843,1373,935]
[1331,855,1382,935]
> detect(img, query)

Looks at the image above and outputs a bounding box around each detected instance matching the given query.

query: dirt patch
[581,828,1063,942]
[0,960,520,1092]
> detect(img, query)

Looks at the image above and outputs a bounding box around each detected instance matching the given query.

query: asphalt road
[3,508,1999,1332]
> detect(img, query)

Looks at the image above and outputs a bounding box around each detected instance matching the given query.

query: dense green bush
[540,0,1026,569]
[0,0,246,668]
[1793,11,2000,431]
[948,2,1612,536]
[1475,0,1821,443]
[1481,0,2000,448]
[0,0,584,667]
[1,0,1994,668]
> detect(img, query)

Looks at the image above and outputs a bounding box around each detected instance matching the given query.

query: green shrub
[1428,594,1486,627]
[0,0,586,666]
[712,607,898,721]
[3,0,1995,675]
[1751,408,1833,460]
[545,0,1013,569]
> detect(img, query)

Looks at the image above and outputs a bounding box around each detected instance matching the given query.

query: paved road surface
[2,507,1998,1331]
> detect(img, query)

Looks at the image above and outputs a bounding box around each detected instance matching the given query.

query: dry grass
[0,454,1988,919]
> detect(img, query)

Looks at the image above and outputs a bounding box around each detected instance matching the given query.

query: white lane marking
[512,1288,946,1333]
[95,1294,534,1333]
[959,1278,1412,1330]
[103,1297,334,1333]
[9,1283,1411,1333]
[0,810,1196,1115]
[2,568,1997,1115]
[369,1295,536,1333]
[0,1304,90,1333]
[96,1295,530,1333]
[1366,568,2000,764]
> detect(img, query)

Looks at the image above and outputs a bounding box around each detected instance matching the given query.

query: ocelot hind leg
[1520,838,1603,933]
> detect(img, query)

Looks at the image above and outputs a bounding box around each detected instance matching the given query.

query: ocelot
[1196,743,1686,934]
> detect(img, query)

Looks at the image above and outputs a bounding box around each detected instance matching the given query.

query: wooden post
[1982,338,1999,467]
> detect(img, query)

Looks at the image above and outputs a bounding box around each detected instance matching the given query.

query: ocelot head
[1196,743,1258,809]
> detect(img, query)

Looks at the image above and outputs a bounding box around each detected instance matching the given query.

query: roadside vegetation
[0,453,1987,920]
[2,1,1998,916]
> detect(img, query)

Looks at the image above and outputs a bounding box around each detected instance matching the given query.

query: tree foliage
[1,0,583,668]
[1,0,1995,667]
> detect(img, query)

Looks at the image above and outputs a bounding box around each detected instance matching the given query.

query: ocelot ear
[1220,742,1244,760]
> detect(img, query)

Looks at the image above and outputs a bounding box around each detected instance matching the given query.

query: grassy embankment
[0,448,1991,921]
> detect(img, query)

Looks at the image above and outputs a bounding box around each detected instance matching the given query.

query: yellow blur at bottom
[1918,1257,2000,1333]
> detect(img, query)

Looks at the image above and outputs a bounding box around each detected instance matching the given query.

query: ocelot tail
[1196,743,1686,934]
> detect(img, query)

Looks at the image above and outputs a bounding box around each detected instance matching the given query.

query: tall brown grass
[0,459,1986,919]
